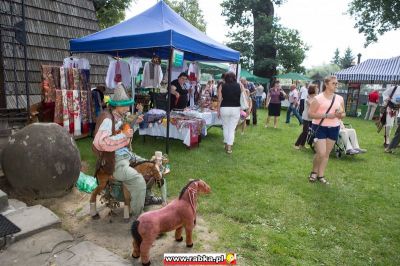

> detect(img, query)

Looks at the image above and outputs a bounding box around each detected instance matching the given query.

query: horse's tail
[131,220,142,246]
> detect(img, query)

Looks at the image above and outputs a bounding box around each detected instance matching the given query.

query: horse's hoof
[142,261,151,266]
[91,213,100,220]
[131,254,139,259]
[186,243,193,248]
[175,237,183,242]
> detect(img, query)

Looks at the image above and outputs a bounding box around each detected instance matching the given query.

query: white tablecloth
[138,110,222,147]
[139,123,192,146]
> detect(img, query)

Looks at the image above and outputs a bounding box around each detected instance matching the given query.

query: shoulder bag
[306,95,336,145]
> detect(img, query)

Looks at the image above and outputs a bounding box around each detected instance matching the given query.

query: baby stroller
[306,123,352,158]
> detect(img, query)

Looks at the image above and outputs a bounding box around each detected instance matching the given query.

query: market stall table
[139,109,222,148]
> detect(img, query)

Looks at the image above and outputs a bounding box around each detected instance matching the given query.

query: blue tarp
[69,1,240,62]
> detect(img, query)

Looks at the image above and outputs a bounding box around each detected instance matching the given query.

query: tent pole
[166,48,173,154]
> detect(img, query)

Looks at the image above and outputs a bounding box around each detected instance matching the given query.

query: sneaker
[346,149,359,155]
[354,148,367,153]
[385,148,394,153]
[383,143,389,148]
[294,145,300,150]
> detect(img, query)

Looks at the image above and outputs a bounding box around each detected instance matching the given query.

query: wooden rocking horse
[90,157,168,221]
[130,179,211,266]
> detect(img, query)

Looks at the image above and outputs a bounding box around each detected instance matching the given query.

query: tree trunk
[252,1,276,79]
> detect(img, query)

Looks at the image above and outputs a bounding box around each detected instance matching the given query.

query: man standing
[286,84,303,125]
[299,83,308,116]
[240,78,257,125]
[364,89,379,120]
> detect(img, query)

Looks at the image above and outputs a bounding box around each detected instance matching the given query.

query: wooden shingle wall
[0,0,108,109]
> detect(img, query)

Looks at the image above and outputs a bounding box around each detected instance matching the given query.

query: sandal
[145,196,163,206]
[308,172,317,182]
[317,176,329,185]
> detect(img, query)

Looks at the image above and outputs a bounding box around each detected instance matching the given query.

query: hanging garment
[128,57,143,77]
[60,67,66,90]
[188,62,201,82]
[80,90,90,134]
[62,90,69,131]
[54,89,63,125]
[73,68,80,90]
[141,61,163,88]
[105,58,131,89]
[73,90,81,136]
[41,65,57,103]
[66,90,74,134]
[63,57,90,70]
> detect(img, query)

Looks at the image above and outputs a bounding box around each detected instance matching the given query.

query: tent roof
[335,56,400,83]
[69,1,240,62]
[214,70,270,84]
[275,72,312,81]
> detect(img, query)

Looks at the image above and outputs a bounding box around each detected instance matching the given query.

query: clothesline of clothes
[40,57,94,136]
[105,56,202,89]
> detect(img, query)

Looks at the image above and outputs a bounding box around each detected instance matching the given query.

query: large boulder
[1,123,81,198]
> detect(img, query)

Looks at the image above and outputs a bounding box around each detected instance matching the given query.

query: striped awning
[335,56,400,83]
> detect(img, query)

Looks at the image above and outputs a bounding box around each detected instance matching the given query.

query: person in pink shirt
[308,75,345,184]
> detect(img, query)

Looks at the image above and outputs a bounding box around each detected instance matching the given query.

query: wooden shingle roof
[1,0,108,109]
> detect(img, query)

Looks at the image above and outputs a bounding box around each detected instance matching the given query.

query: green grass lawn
[77,109,400,265]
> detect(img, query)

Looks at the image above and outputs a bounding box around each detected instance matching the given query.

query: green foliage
[274,21,309,73]
[77,110,400,265]
[331,48,341,66]
[93,0,133,29]
[226,27,254,70]
[226,16,308,74]
[164,0,207,32]
[307,63,341,79]
[348,0,400,46]
[340,47,355,69]
[221,0,307,78]
[222,0,283,78]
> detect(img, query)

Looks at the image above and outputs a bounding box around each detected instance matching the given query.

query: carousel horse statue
[90,153,169,221]
[130,179,211,266]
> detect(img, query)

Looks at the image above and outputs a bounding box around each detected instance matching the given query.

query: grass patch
[76,109,400,265]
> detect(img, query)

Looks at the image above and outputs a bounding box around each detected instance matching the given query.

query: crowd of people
[89,74,398,222]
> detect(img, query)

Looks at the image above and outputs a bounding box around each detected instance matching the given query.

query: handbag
[376,86,397,133]
[240,91,249,110]
[306,95,336,145]
[279,91,285,101]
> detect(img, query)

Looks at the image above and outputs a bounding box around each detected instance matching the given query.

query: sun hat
[108,82,134,107]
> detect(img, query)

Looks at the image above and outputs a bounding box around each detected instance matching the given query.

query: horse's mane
[179,179,200,199]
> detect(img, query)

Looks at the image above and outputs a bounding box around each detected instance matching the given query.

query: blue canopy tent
[69,1,240,153]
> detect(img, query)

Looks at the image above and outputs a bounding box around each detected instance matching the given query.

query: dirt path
[32,188,218,266]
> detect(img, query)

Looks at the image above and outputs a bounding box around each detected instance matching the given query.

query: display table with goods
[138,108,221,148]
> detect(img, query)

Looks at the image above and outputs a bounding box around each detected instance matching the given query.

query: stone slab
[5,204,61,241]
[0,189,8,212]
[52,241,132,266]
[0,228,74,266]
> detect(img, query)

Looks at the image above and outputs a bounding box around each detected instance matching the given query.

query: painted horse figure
[131,179,211,266]
[90,157,167,221]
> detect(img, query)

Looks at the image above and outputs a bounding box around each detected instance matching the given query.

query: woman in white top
[294,84,317,149]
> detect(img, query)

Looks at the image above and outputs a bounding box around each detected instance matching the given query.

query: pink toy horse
[131,179,211,266]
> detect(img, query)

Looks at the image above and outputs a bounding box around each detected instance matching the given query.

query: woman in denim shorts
[307,75,345,184]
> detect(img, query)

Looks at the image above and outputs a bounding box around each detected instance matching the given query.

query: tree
[221,0,286,78]
[274,21,308,73]
[164,0,207,32]
[331,48,340,65]
[348,0,400,46]
[340,47,355,69]
[226,28,254,70]
[93,0,134,29]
